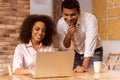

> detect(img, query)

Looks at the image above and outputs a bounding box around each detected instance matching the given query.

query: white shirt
[13,41,54,73]
[57,12,102,57]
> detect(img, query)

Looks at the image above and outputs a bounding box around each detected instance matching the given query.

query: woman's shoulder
[42,44,53,49]
[15,43,26,49]
[41,44,54,52]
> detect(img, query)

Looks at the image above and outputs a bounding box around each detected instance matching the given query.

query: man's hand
[67,25,76,38]
[73,66,87,73]
[63,25,76,48]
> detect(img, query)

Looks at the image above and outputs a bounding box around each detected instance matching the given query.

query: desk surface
[0,70,120,80]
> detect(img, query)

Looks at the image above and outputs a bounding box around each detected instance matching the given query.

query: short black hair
[61,0,80,12]
[19,14,56,46]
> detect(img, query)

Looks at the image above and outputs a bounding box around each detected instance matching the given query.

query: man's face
[62,8,80,26]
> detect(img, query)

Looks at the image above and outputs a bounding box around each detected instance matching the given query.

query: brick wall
[0,0,30,74]
[93,0,120,40]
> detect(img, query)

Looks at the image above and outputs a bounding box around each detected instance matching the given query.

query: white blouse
[13,41,54,73]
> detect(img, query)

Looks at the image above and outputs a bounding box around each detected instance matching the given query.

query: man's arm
[63,33,72,48]
[82,57,92,69]
[63,25,76,48]
[74,13,98,73]
[74,57,92,73]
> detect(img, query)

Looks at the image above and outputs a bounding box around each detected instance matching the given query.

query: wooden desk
[0,70,120,80]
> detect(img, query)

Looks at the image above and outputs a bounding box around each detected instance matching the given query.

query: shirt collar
[25,40,42,48]
[76,16,81,27]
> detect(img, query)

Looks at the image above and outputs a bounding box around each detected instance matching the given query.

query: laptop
[31,50,75,78]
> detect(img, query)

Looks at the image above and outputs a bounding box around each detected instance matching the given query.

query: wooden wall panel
[93,0,120,40]
[53,0,62,48]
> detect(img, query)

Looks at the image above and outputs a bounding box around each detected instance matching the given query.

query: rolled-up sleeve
[57,20,69,51]
[12,45,23,73]
[84,14,98,57]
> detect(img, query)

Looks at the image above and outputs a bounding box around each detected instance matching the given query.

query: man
[57,0,103,73]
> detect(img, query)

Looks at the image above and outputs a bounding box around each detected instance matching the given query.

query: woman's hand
[29,68,35,75]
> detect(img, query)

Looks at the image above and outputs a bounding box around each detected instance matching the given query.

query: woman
[13,14,56,75]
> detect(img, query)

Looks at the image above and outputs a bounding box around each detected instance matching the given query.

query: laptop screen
[32,50,75,78]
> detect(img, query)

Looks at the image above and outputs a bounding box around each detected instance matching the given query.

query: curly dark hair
[61,0,80,12]
[19,14,56,46]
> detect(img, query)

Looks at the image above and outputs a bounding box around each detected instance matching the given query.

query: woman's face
[31,21,46,43]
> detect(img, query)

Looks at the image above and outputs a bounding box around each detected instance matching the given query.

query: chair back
[106,52,120,70]
[7,64,12,76]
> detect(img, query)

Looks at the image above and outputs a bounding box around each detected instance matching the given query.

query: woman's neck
[31,40,40,51]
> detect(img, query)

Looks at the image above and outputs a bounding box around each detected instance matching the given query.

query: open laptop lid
[32,50,75,78]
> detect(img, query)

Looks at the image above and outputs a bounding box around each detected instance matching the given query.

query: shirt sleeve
[57,20,69,51]
[84,14,98,57]
[12,45,23,73]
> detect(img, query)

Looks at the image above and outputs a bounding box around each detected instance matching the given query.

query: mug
[94,61,106,73]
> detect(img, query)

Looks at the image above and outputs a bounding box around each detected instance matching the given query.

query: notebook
[31,50,75,78]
